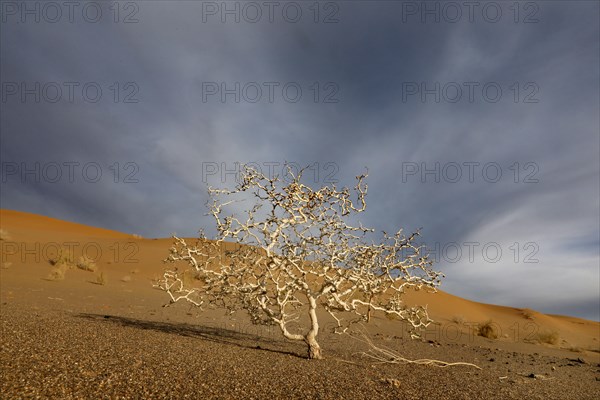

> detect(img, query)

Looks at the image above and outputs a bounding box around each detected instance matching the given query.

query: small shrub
[93,271,107,285]
[450,315,464,325]
[477,320,498,339]
[49,248,75,268]
[76,256,97,272]
[0,229,11,241]
[536,331,560,345]
[47,248,76,280]
[521,308,535,320]
[46,263,69,281]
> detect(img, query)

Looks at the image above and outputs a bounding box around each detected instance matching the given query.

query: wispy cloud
[2,1,598,319]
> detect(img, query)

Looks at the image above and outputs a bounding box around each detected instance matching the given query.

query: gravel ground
[1,299,599,400]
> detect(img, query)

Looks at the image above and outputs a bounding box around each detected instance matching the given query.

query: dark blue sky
[1,1,599,319]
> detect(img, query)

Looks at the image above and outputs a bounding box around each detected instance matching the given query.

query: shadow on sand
[77,313,304,358]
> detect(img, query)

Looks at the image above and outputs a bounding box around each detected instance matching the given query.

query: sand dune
[1,209,599,398]
[1,208,598,352]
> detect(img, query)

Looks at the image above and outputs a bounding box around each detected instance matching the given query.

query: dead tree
[155,166,443,359]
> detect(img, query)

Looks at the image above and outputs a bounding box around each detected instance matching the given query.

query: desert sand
[1,209,598,399]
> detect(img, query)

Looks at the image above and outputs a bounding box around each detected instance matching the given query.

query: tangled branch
[348,328,481,369]
[155,165,444,359]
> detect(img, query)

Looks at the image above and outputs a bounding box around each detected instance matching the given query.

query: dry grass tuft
[46,263,69,281]
[46,248,77,281]
[521,308,536,320]
[76,256,97,272]
[535,330,560,345]
[450,315,465,325]
[539,331,560,345]
[0,229,12,241]
[92,271,107,285]
[476,320,498,339]
[49,249,75,267]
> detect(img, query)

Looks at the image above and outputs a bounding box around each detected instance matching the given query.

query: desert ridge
[0,209,134,239]
[0,208,598,355]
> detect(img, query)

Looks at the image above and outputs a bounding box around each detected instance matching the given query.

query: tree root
[347,329,482,370]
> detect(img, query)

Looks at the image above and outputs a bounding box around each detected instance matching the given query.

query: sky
[1,0,599,320]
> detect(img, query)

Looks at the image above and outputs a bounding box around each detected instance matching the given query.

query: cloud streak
[2,1,598,319]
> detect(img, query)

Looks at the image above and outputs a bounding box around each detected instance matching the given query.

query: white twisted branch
[155,165,443,359]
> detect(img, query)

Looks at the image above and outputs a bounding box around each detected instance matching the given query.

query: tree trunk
[306,336,322,359]
[305,295,323,359]
[366,293,373,323]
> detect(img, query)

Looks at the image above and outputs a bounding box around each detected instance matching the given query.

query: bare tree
[155,166,443,359]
